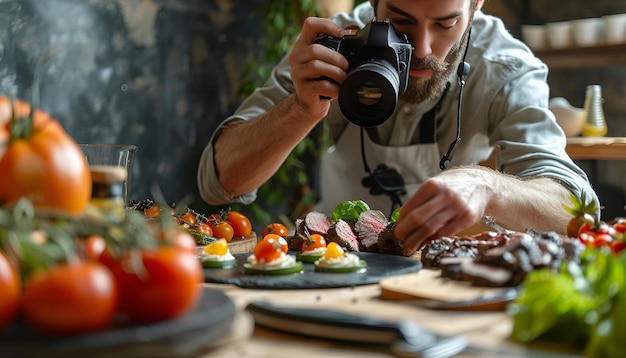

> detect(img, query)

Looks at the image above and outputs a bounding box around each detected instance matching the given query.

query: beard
[400,32,469,104]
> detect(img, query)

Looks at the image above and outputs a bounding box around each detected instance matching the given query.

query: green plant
[239,0,325,225]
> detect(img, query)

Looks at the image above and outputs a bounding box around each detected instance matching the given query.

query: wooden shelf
[479,137,626,169]
[566,137,626,160]
[534,42,626,70]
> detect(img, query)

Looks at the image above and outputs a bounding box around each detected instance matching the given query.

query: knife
[245,301,468,358]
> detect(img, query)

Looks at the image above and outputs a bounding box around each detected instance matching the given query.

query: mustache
[410,56,448,72]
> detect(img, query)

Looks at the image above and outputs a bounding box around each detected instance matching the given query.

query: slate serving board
[1,287,236,358]
[203,252,422,289]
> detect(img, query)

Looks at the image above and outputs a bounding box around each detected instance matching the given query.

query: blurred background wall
[0,0,624,221]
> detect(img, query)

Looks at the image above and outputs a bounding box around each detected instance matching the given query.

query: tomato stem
[8,98,34,142]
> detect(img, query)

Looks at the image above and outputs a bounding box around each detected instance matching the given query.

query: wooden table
[565,137,626,160]
[200,272,582,357]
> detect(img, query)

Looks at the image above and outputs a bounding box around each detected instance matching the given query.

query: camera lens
[357,83,382,106]
[338,60,401,127]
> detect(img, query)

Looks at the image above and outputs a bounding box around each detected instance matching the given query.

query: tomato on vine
[209,219,234,242]
[226,211,252,239]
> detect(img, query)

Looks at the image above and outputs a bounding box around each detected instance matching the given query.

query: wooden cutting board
[378,269,516,310]
[197,231,258,255]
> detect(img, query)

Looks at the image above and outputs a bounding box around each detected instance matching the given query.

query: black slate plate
[203,251,422,289]
[1,287,236,358]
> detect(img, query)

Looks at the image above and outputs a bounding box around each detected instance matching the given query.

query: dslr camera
[314,20,412,127]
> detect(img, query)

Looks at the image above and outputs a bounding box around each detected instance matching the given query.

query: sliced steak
[291,211,332,250]
[354,210,388,252]
[378,223,416,257]
[326,219,360,251]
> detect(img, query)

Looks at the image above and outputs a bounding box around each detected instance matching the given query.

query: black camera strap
[360,89,448,215]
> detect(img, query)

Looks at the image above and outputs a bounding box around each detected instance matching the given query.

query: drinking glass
[78,144,137,205]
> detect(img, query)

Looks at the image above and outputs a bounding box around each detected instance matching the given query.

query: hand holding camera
[314,20,413,127]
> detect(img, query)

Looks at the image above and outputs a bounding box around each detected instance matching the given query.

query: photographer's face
[372,0,481,103]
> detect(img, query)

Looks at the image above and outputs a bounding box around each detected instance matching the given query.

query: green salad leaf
[331,200,370,222]
[390,207,401,223]
[509,247,626,357]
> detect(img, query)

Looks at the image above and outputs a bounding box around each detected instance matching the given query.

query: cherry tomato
[83,235,106,261]
[107,247,203,324]
[302,233,327,253]
[22,261,117,336]
[178,212,197,227]
[144,205,161,219]
[204,238,229,256]
[195,221,213,238]
[262,223,289,238]
[324,242,345,259]
[578,232,596,246]
[209,220,234,242]
[226,211,252,239]
[253,236,286,263]
[578,222,596,237]
[610,240,626,254]
[592,233,614,248]
[614,221,626,234]
[263,234,288,253]
[595,223,616,236]
[0,251,20,333]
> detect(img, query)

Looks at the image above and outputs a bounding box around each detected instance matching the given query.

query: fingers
[394,179,482,253]
[288,17,350,103]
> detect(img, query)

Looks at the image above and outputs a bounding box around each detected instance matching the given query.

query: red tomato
[614,222,626,234]
[302,233,327,252]
[611,240,626,254]
[592,233,614,248]
[196,221,214,237]
[110,247,203,324]
[578,232,596,246]
[578,222,596,237]
[209,220,234,242]
[264,234,288,253]
[262,223,289,238]
[0,97,91,217]
[144,205,161,219]
[253,235,287,263]
[226,211,252,239]
[0,251,20,333]
[22,261,117,336]
[178,212,197,227]
[83,235,106,261]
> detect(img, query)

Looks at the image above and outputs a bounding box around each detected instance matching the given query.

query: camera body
[314,20,412,127]
[361,164,406,196]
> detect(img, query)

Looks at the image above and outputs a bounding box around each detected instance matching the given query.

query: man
[198,0,599,252]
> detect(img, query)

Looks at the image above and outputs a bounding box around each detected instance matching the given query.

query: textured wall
[0,0,264,214]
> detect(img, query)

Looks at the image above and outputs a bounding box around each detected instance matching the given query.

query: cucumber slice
[201,258,237,269]
[314,260,367,273]
[243,262,303,275]
[296,253,323,263]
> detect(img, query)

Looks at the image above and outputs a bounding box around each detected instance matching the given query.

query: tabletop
[200,269,583,358]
